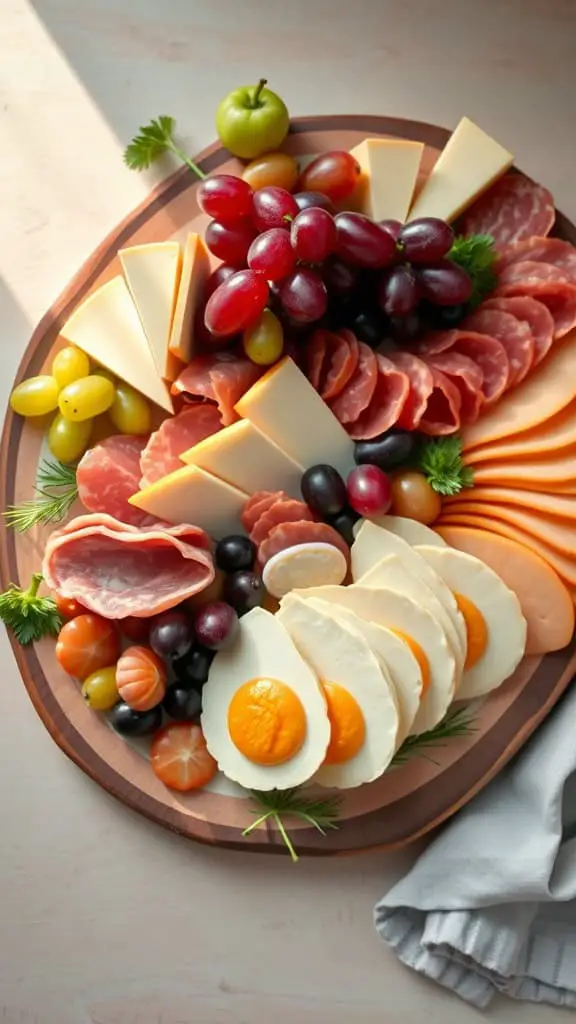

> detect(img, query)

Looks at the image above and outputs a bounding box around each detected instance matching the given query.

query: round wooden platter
[2,115,576,858]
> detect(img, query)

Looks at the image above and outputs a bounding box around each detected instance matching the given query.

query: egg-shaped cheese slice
[414,545,528,698]
[200,607,330,790]
[277,594,399,788]
[301,596,422,745]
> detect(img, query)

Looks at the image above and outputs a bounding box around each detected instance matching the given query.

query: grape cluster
[197,165,473,358]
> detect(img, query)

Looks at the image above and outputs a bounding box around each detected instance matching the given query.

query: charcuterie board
[2,115,576,857]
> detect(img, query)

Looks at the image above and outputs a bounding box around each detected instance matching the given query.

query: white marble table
[1,1,575,1020]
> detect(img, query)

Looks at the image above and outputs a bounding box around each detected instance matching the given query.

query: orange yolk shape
[322,682,365,765]
[454,593,488,669]
[392,631,431,696]
[227,678,306,766]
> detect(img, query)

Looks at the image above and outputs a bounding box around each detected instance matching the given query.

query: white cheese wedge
[358,515,447,547]
[235,357,355,478]
[181,418,305,498]
[129,464,248,539]
[60,277,173,412]
[408,116,514,222]
[348,138,424,222]
[168,233,210,366]
[119,241,183,383]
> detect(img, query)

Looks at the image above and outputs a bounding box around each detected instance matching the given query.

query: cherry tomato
[81,666,119,711]
[298,151,362,202]
[116,646,166,712]
[56,614,120,680]
[53,594,86,620]
[390,471,442,525]
[242,151,299,192]
[121,616,151,644]
[151,722,218,792]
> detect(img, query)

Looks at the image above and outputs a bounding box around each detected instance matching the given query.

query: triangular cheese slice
[119,241,183,382]
[169,233,210,364]
[59,276,173,412]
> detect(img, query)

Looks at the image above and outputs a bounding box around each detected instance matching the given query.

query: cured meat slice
[495,280,576,339]
[461,308,534,384]
[258,520,351,568]
[417,330,510,405]
[42,517,215,619]
[48,512,210,550]
[139,404,222,488]
[305,331,328,390]
[172,352,261,426]
[426,351,483,424]
[497,260,568,287]
[319,329,360,401]
[460,173,555,250]
[77,435,154,527]
[387,351,434,430]
[417,367,462,436]
[482,296,554,365]
[241,490,289,534]
[347,354,409,440]
[250,499,315,547]
[329,342,378,424]
[496,237,576,283]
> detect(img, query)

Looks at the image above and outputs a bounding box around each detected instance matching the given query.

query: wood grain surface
[2,2,576,1021]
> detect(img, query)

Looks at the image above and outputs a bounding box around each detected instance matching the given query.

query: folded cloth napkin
[375,681,576,1009]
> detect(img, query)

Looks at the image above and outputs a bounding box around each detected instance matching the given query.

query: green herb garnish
[415,435,474,497]
[392,706,476,766]
[243,788,341,862]
[0,573,63,646]
[124,116,206,179]
[3,458,78,532]
[449,233,498,310]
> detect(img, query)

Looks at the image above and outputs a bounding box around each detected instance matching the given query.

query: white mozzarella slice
[262,542,348,599]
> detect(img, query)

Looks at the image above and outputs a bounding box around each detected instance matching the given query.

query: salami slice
[77,435,154,527]
[387,351,434,430]
[42,516,215,619]
[496,237,576,284]
[172,352,261,425]
[328,342,378,424]
[495,280,576,339]
[319,329,360,401]
[417,367,462,436]
[139,404,223,488]
[417,330,510,405]
[462,308,534,384]
[483,296,554,364]
[426,352,483,424]
[258,520,350,569]
[460,173,555,250]
[347,354,410,440]
[241,490,289,534]
[250,499,315,547]
[497,260,568,287]
[305,330,328,390]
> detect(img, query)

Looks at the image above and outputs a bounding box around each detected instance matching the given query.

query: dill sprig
[392,705,476,766]
[3,458,78,532]
[243,788,342,862]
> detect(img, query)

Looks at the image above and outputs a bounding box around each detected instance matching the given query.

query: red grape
[335,213,397,269]
[204,264,236,301]
[204,220,256,266]
[290,207,336,263]
[194,601,238,650]
[252,186,299,231]
[378,265,419,316]
[380,218,402,241]
[299,151,361,201]
[417,260,473,306]
[247,228,296,281]
[322,257,359,296]
[398,218,454,263]
[197,175,254,224]
[279,269,328,324]
[293,191,336,214]
[346,465,392,518]
[204,270,270,337]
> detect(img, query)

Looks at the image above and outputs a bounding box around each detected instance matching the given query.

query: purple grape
[417,260,473,306]
[334,212,397,269]
[398,218,454,263]
[193,601,238,650]
[293,191,336,214]
[378,265,419,316]
[389,311,423,341]
[280,268,328,323]
[149,611,194,660]
[380,218,402,241]
[224,571,265,615]
[322,257,359,296]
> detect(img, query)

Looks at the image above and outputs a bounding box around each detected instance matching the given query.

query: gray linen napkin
[375,682,576,1009]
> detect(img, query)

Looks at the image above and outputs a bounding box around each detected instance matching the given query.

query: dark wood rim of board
[2,115,575,857]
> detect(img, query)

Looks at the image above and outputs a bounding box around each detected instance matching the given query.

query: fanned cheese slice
[168,233,210,364]
[119,241,183,382]
[59,277,173,412]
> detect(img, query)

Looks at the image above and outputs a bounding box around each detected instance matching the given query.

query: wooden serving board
[2,115,576,857]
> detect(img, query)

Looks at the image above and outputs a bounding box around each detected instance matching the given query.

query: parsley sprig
[0,573,63,646]
[415,435,474,497]
[124,116,206,179]
[449,234,498,310]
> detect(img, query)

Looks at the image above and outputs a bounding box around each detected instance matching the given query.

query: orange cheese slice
[472,452,576,487]
[462,331,576,451]
[464,400,576,466]
[439,503,576,557]
[435,526,575,653]
[444,486,576,520]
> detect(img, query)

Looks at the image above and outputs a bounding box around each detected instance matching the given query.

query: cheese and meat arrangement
[3,84,576,855]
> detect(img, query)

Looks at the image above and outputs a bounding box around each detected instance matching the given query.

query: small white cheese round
[262,542,348,599]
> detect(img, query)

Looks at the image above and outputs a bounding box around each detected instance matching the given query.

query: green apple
[216,79,289,160]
